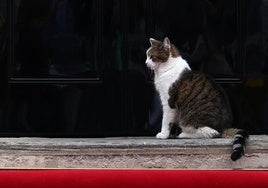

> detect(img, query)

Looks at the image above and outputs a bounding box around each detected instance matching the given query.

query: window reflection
[241,0,268,134]
[7,85,100,134]
[244,0,265,75]
[124,0,153,132]
[154,0,238,77]
[264,0,268,74]
[244,0,268,75]
[0,0,7,61]
[126,0,151,78]
[101,0,122,77]
[14,0,98,78]
[0,0,7,131]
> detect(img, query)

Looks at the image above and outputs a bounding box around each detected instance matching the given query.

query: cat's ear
[163,37,171,49]
[149,38,161,47]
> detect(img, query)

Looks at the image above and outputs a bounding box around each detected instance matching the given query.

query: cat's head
[145,37,179,70]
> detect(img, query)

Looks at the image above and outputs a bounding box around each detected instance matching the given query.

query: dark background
[0,0,267,137]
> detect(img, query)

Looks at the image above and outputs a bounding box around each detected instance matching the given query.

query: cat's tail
[221,128,249,161]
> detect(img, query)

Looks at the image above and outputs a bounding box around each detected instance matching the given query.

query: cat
[145,37,248,161]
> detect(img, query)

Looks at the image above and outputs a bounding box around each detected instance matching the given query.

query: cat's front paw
[156,132,169,139]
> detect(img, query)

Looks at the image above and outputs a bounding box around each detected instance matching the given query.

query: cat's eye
[151,55,159,61]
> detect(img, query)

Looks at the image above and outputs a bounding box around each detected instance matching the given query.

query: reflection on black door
[0,0,267,136]
[14,0,98,78]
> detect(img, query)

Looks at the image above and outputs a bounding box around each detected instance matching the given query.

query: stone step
[0,135,267,169]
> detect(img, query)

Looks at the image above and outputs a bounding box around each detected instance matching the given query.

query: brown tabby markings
[168,70,232,133]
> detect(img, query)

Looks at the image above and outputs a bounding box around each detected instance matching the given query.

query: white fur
[178,126,219,138]
[146,52,191,139]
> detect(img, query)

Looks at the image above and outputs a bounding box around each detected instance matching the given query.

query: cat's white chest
[154,57,190,106]
[155,71,176,97]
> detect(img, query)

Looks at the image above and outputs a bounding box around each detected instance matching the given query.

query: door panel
[0,0,267,136]
[6,84,103,136]
[13,0,98,78]
[153,0,240,78]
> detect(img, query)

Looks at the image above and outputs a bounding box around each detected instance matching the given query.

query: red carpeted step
[0,169,267,188]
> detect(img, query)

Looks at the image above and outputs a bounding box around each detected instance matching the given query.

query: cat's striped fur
[146,37,248,161]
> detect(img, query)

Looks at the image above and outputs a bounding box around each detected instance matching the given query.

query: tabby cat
[145,37,248,161]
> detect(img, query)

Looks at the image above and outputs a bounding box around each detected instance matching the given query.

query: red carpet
[0,169,267,188]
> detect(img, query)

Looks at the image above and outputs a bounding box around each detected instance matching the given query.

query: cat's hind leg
[169,123,181,139]
[178,126,219,138]
[197,126,220,138]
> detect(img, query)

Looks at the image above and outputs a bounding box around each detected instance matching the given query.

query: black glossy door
[0,0,267,136]
[153,0,245,80]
